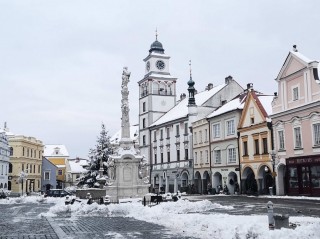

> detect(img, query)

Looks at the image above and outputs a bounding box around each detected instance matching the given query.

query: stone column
[165,176,169,193]
[174,178,177,193]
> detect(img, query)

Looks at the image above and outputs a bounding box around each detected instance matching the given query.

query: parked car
[44,189,72,197]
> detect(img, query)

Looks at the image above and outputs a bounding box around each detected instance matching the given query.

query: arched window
[0,183,3,189]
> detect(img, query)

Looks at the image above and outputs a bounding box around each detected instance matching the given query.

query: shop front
[286,156,320,196]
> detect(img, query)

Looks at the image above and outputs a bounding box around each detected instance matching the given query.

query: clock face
[156,60,165,70]
[146,61,150,71]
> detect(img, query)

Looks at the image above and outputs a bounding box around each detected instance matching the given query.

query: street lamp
[269,150,277,195]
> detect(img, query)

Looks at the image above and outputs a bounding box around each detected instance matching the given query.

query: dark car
[44,189,72,197]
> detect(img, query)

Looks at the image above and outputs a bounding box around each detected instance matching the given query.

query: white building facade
[0,130,10,192]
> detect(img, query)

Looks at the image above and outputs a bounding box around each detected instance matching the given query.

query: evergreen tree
[78,123,113,188]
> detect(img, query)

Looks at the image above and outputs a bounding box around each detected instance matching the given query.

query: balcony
[141,90,148,97]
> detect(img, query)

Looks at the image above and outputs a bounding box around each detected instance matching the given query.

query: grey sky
[1,0,319,158]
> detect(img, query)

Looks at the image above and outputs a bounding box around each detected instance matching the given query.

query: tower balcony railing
[152,89,173,96]
[141,90,148,97]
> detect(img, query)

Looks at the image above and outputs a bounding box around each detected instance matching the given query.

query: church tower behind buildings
[138,35,177,162]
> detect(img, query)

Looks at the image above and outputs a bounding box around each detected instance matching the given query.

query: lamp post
[269,150,277,195]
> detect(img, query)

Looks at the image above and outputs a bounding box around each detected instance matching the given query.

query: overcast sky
[1,0,320,158]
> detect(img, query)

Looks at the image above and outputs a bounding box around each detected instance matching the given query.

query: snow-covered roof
[67,159,88,173]
[207,96,245,118]
[110,125,139,145]
[56,165,65,168]
[256,95,274,116]
[151,83,226,127]
[44,144,69,157]
[290,50,313,64]
[147,73,176,79]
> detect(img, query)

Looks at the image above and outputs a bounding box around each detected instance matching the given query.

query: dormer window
[54,147,60,155]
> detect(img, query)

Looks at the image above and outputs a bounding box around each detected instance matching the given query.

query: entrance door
[300,166,311,195]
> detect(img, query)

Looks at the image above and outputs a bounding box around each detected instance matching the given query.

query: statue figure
[106,158,115,180]
[122,67,131,88]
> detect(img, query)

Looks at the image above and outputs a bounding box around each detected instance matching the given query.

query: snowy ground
[1,195,320,239]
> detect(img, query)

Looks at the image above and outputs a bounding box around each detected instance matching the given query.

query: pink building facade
[271,46,320,196]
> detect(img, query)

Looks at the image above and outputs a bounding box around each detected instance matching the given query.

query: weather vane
[189,60,192,78]
[155,28,158,40]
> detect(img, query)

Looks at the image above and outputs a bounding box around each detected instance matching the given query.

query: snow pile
[0,195,64,204]
[39,198,320,239]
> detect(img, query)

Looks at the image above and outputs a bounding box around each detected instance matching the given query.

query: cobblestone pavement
[0,203,193,239]
[186,195,320,217]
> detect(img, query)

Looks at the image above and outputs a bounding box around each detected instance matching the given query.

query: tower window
[143,102,146,112]
[143,118,146,128]
[143,135,146,146]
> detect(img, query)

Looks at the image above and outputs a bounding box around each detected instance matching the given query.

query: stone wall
[76,189,106,199]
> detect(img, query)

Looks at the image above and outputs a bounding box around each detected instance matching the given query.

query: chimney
[293,45,298,52]
[274,92,278,96]
[208,83,213,90]
[225,75,233,84]
[180,93,186,101]
[247,83,253,90]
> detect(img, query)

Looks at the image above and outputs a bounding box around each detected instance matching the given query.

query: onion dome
[149,40,165,54]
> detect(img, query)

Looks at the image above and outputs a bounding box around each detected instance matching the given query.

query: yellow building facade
[7,134,44,196]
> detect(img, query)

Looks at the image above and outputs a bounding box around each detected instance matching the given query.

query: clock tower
[138,35,177,162]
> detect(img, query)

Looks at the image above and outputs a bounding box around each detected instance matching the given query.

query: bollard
[267,201,275,230]
[143,196,146,207]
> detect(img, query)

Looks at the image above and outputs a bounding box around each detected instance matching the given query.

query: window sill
[294,147,303,150]
[312,145,320,149]
[278,149,286,152]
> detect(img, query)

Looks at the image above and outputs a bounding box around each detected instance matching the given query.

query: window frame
[278,130,285,150]
[227,147,236,163]
[226,119,235,136]
[313,123,320,146]
[294,126,302,148]
[212,123,221,139]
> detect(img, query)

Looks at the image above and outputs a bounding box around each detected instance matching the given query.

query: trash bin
[273,214,289,229]
[269,187,273,196]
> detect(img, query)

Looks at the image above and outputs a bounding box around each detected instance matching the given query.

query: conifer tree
[78,123,113,188]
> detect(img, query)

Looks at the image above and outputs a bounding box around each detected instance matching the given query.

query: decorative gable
[282,57,306,77]
[238,91,271,129]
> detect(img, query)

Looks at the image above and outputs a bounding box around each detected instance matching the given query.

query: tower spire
[189,60,192,80]
[155,28,158,41]
[187,60,196,106]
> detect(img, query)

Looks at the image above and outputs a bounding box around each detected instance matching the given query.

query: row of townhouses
[138,38,320,197]
[0,125,88,196]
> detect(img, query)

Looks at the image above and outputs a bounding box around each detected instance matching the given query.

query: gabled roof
[44,144,69,157]
[207,94,246,118]
[151,83,226,127]
[238,90,274,128]
[276,50,318,81]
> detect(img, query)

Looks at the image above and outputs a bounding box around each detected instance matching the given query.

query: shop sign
[287,157,320,165]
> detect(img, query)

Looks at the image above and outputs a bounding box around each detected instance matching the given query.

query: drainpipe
[267,121,276,195]
[237,131,242,194]
[207,119,212,185]
[149,129,152,192]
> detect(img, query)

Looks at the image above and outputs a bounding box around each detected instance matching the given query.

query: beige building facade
[7,133,43,196]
